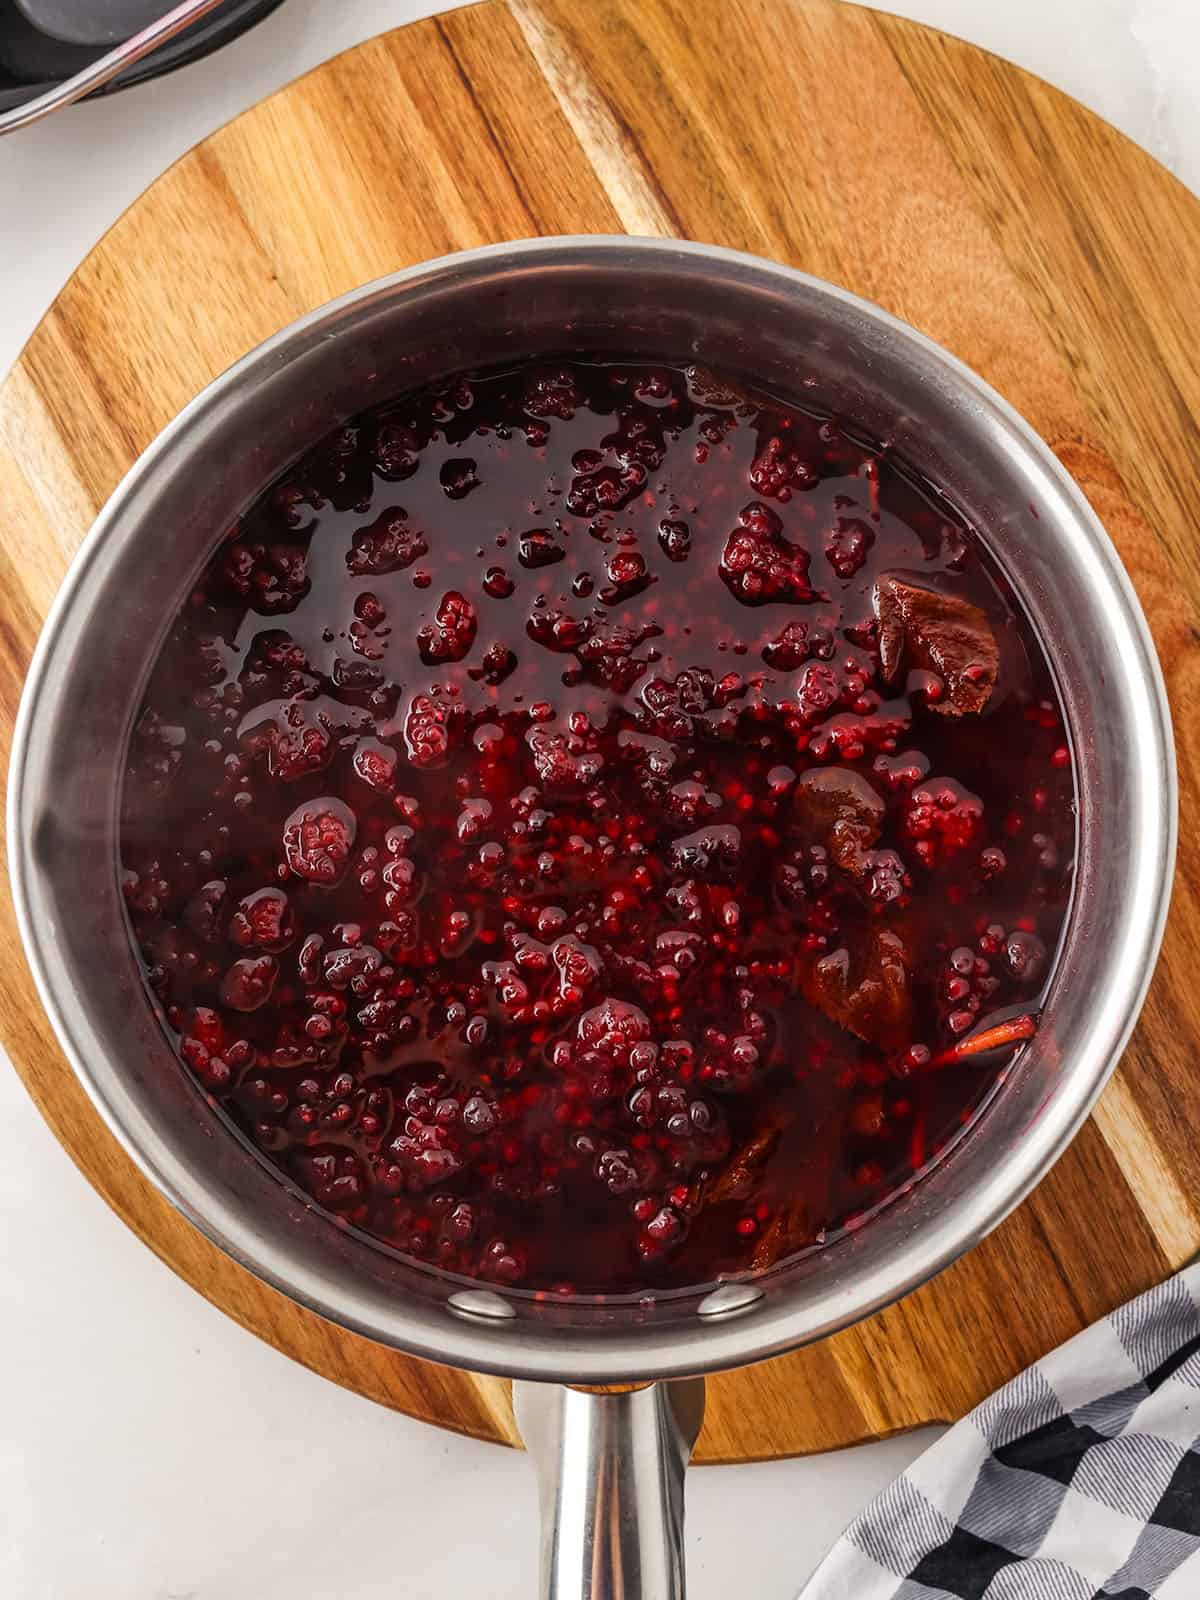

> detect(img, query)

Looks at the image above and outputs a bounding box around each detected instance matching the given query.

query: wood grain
[1,0,1198,1463]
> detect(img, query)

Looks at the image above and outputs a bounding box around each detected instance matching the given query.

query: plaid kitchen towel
[801,1265,1200,1599]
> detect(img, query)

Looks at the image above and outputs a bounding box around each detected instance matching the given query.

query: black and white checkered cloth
[801,1266,1200,1599]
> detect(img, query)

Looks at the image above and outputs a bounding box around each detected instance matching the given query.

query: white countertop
[0,4,1194,1596]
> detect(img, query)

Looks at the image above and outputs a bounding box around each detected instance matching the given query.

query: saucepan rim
[7,235,1177,1382]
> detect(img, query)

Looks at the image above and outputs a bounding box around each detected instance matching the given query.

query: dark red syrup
[120,359,1076,1293]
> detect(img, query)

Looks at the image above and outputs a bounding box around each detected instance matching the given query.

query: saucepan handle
[513,1378,706,1600]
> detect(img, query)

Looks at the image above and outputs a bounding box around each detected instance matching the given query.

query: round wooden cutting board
[1,0,1199,1464]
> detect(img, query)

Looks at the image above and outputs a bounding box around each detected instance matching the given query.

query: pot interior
[10,239,1172,1382]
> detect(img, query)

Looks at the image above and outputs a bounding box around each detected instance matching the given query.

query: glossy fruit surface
[120,358,1075,1292]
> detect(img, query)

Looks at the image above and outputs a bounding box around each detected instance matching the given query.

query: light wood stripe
[507,0,678,236]
[1093,1072,1200,1267]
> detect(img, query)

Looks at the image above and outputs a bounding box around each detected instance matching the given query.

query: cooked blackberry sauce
[120,358,1076,1292]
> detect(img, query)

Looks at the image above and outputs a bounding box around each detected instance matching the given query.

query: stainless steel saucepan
[8,237,1175,1598]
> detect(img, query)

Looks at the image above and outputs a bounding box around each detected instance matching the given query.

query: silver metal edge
[6,235,1177,1382]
